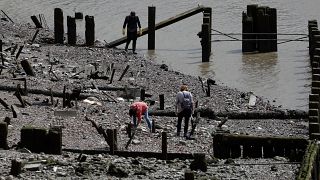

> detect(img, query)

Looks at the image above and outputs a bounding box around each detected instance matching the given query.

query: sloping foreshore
[0,20,307,179]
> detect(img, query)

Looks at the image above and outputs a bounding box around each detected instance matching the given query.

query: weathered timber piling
[31,15,43,28]
[184,170,195,180]
[203,7,212,54]
[85,15,95,46]
[0,122,8,149]
[140,89,145,101]
[242,5,277,53]
[190,153,207,172]
[54,8,64,44]
[67,16,76,45]
[30,29,40,44]
[308,20,318,57]
[107,129,115,155]
[148,6,156,50]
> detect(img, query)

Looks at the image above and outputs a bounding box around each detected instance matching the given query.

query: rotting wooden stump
[212,133,308,161]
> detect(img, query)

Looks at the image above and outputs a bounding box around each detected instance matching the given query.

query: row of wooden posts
[54,8,95,45]
[242,4,277,53]
[308,19,320,140]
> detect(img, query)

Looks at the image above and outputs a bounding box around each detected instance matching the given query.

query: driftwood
[149,108,308,119]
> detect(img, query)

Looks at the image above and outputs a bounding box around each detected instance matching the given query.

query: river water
[1,0,320,110]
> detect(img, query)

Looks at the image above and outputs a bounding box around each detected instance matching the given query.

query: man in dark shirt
[123,11,142,54]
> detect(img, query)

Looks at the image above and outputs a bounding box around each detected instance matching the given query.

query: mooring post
[159,94,164,110]
[67,16,76,45]
[148,6,156,50]
[85,15,95,46]
[54,8,64,44]
[242,13,255,52]
[162,131,167,160]
[201,23,210,62]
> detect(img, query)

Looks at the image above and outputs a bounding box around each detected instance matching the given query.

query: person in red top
[129,101,152,130]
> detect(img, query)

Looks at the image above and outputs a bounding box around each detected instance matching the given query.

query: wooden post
[113,129,118,151]
[118,65,130,81]
[308,20,318,56]
[203,7,212,54]
[151,119,156,133]
[268,8,277,52]
[0,40,3,65]
[159,94,164,110]
[21,60,35,77]
[148,6,156,50]
[15,45,24,60]
[75,12,83,19]
[107,129,115,155]
[201,23,210,62]
[184,170,194,180]
[10,159,22,176]
[85,15,95,46]
[206,79,211,97]
[67,16,76,45]
[31,15,43,28]
[54,8,64,44]
[47,127,62,154]
[162,131,167,160]
[0,122,8,149]
[63,86,66,108]
[256,7,270,52]
[140,89,145,101]
[31,29,40,44]
[109,69,116,84]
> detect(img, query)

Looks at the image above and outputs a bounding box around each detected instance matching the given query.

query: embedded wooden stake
[50,88,54,105]
[85,15,95,46]
[190,153,207,172]
[54,8,64,44]
[162,131,167,160]
[31,29,40,44]
[151,119,156,133]
[159,94,164,110]
[67,16,76,45]
[0,122,8,149]
[107,129,115,155]
[10,159,22,176]
[0,40,3,66]
[63,86,66,108]
[11,105,19,118]
[109,69,116,84]
[31,15,43,28]
[206,79,211,97]
[118,65,130,81]
[14,86,25,108]
[21,59,35,76]
[75,12,83,19]
[148,6,156,50]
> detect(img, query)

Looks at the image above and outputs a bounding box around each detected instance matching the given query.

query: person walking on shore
[175,85,194,137]
[122,11,142,54]
[129,101,152,130]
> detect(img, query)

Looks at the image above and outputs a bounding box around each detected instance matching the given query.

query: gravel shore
[0,20,308,179]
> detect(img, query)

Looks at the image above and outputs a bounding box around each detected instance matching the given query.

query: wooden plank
[107,6,205,47]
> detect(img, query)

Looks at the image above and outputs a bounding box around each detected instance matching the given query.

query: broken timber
[107,6,205,47]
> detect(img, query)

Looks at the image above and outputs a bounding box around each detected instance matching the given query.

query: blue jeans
[132,110,152,129]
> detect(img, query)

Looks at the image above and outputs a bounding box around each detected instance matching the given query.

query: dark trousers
[177,109,192,135]
[125,31,137,52]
